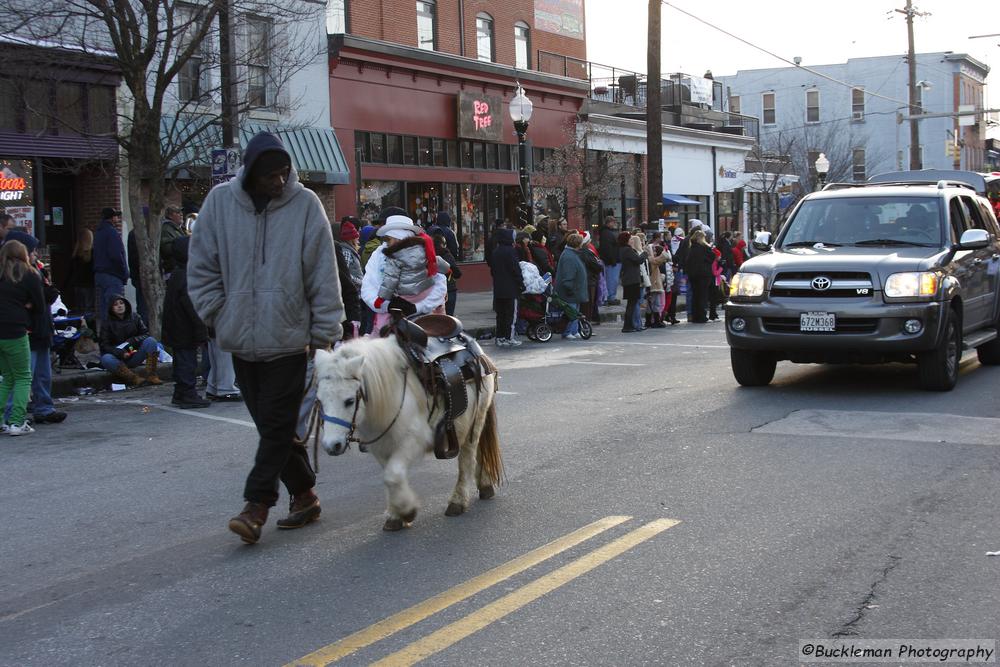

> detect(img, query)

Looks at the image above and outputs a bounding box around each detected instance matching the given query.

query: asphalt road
[3,319,1000,666]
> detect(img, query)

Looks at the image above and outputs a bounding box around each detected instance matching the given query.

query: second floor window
[728,95,740,114]
[247,17,272,108]
[806,89,819,123]
[762,92,775,125]
[327,0,347,34]
[852,87,865,121]
[476,13,494,62]
[176,4,211,104]
[416,0,436,51]
[514,22,530,69]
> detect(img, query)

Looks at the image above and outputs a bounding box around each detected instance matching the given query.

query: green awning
[161,117,350,185]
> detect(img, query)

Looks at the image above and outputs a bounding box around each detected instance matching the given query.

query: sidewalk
[49,290,662,397]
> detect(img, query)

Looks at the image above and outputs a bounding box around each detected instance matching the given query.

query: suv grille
[771,271,875,298]
[762,317,879,334]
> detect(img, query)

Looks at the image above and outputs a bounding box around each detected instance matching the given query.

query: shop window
[460,184,486,261]
[87,86,115,134]
[446,140,458,167]
[473,142,485,169]
[387,134,402,164]
[359,180,403,223]
[370,133,387,163]
[432,138,445,167]
[403,136,417,165]
[498,144,511,171]
[418,137,433,166]
[355,131,370,162]
[486,143,498,170]
[532,147,544,172]
[460,140,473,168]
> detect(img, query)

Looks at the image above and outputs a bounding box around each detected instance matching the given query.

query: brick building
[327,0,589,289]
[0,41,121,293]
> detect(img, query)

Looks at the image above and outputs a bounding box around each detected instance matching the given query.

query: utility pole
[897,0,922,169]
[219,0,239,149]
[646,0,663,224]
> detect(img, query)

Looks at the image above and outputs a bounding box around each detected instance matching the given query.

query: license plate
[800,312,836,332]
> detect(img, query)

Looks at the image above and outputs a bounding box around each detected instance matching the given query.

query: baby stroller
[51,314,86,372]
[522,291,593,343]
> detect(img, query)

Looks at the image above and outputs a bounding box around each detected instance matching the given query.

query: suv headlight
[730,272,765,298]
[885,271,939,298]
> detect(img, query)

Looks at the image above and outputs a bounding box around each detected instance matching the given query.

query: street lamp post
[508,84,534,227]
[814,153,830,191]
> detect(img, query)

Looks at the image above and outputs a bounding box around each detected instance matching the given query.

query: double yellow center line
[287,516,680,667]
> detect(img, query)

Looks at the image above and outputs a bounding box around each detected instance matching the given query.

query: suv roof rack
[820,182,865,191]
[842,179,977,192]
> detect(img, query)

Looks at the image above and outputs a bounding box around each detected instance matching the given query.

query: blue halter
[320,411,352,429]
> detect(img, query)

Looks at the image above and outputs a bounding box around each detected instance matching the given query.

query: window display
[358,181,403,223]
[460,184,486,262]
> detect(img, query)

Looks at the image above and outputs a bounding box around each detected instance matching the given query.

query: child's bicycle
[524,292,592,343]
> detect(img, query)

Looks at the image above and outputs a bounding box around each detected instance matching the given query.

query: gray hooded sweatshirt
[187,134,344,361]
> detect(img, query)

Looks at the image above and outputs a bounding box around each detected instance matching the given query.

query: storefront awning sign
[457,92,503,143]
[662,193,701,206]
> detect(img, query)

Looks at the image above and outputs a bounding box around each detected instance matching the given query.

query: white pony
[313,337,503,531]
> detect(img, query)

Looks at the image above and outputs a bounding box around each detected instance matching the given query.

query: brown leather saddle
[389,311,490,459]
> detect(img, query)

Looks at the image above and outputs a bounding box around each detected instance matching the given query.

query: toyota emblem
[811,276,832,291]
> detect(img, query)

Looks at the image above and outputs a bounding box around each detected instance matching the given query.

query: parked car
[725,178,1000,390]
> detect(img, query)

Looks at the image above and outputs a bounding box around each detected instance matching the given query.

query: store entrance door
[42,174,76,293]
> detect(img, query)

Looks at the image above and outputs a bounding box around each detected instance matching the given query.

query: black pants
[233,353,314,506]
[688,275,711,323]
[172,346,197,396]
[446,286,458,317]
[667,275,680,321]
[495,297,515,339]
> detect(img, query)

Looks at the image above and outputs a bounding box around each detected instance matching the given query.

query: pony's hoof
[383,518,405,531]
[478,485,495,500]
[400,508,417,524]
[445,502,465,516]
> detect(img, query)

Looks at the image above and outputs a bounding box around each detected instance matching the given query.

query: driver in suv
[726,180,1000,391]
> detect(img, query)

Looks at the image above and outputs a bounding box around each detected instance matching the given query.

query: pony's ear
[344,354,364,379]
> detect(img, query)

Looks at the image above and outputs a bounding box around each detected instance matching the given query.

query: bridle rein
[319,366,409,452]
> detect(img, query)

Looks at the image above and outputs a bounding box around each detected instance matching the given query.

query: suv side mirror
[752,231,772,252]
[957,228,990,250]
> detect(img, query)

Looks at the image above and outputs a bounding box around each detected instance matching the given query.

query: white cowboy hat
[376,214,423,239]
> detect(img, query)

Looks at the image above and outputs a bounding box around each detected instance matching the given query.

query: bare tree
[532,119,641,225]
[0,0,325,336]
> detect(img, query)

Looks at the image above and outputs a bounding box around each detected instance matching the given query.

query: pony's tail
[478,401,505,487]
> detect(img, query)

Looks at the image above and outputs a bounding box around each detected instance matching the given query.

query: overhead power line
[661,0,915,108]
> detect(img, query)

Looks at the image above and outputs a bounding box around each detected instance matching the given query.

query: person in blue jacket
[92,207,128,332]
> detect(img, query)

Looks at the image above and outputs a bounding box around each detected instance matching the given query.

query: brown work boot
[144,355,162,385]
[276,490,321,529]
[113,365,146,388]
[228,502,269,544]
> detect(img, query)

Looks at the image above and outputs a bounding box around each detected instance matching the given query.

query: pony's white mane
[334,337,410,429]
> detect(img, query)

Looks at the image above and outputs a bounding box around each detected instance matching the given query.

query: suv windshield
[778,196,944,248]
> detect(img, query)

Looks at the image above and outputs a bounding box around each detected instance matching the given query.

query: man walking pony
[188,132,344,544]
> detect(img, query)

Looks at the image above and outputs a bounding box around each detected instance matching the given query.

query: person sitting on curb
[162,237,210,408]
[98,296,162,387]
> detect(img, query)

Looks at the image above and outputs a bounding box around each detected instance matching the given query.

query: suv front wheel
[917,308,961,391]
[731,349,777,387]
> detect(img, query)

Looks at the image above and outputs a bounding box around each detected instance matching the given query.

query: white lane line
[588,341,729,349]
[569,361,644,367]
[79,397,255,427]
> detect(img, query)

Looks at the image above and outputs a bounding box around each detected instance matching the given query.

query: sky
[584,0,999,138]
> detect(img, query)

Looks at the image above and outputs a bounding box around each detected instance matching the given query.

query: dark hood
[497,228,515,246]
[435,211,453,228]
[107,295,134,319]
[240,132,290,188]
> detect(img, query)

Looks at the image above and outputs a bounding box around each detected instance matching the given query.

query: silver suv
[726,180,1000,390]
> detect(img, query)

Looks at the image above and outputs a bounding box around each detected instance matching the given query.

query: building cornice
[328,34,590,98]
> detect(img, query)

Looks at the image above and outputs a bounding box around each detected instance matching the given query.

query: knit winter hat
[340,221,360,241]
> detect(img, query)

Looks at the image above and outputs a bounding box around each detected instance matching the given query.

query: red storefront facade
[329,35,588,290]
